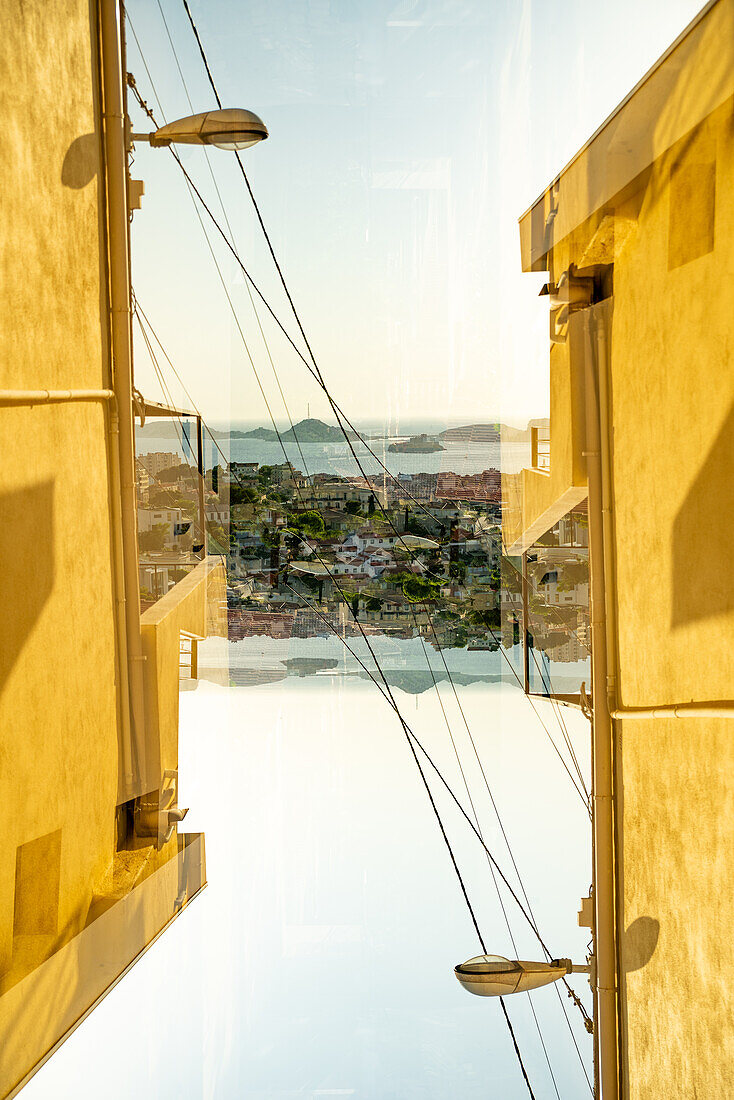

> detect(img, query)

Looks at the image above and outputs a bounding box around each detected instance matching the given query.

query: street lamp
[130,107,268,150]
[454,954,590,998]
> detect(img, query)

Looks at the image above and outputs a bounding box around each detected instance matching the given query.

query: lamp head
[135,108,268,150]
[454,954,574,997]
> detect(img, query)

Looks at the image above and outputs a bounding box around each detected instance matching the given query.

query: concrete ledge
[1,834,205,1099]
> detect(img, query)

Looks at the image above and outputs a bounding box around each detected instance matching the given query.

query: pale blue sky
[127,0,704,426]
[25,678,595,1099]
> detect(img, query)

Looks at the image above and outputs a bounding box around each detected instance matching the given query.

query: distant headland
[136,417,361,443]
[136,416,548,444]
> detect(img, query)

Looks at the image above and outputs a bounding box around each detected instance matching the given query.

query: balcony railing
[531,425,551,471]
[135,397,228,607]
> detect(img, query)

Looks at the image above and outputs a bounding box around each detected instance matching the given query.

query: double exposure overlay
[2,2,733,1099]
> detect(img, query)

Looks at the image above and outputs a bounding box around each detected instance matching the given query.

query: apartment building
[138,451,183,478]
[502,2,734,1094]
[0,3,225,1095]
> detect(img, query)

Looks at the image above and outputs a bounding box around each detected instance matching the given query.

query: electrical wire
[128,80,591,814]
[153,0,314,491]
[125,15,591,1090]
[131,67,591,1051]
[138,279,593,1087]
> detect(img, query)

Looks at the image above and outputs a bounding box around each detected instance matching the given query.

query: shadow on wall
[0,482,55,697]
[672,401,734,627]
[61,133,98,189]
[623,915,660,973]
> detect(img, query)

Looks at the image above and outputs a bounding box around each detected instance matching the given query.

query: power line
[137,287,547,950]
[128,17,585,957]
[125,17,588,1089]
[135,283,542,1100]
[128,73,592,816]
[126,60,445,528]
[152,0,314,491]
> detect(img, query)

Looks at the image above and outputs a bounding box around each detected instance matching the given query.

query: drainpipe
[100,0,147,790]
[583,310,619,1099]
[0,389,115,405]
[107,398,135,793]
[609,703,734,719]
[196,415,207,560]
[521,550,530,694]
[595,317,620,716]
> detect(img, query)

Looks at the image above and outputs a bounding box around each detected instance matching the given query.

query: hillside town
[135,447,589,665]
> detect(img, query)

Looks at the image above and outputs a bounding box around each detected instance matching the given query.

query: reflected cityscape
[135,416,591,706]
[3,0,733,1097]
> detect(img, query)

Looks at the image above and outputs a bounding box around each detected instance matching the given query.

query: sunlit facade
[0,3,225,1095]
[502,0,734,1093]
[3,0,733,1096]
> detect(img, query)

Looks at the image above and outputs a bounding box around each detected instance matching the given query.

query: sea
[135,417,532,477]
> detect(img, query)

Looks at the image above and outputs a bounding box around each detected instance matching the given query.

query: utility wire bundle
[124,5,595,1095]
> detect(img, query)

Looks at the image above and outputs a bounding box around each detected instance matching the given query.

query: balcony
[501,312,590,556]
[530,425,550,471]
[135,398,229,609]
[501,508,590,707]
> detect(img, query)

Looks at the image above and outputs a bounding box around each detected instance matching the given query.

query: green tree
[290,509,326,539]
[556,560,589,592]
[139,523,169,552]
[425,552,442,576]
[402,575,440,603]
[206,520,227,552]
[345,500,363,515]
[157,463,197,483]
[261,525,281,549]
[406,515,431,537]
[468,607,501,629]
[230,483,259,506]
[449,560,467,582]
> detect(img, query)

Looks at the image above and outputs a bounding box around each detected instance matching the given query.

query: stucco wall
[0,0,121,981]
[510,7,734,1092]
[609,95,734,1097]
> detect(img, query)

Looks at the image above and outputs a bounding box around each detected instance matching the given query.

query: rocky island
[388,433,445,454]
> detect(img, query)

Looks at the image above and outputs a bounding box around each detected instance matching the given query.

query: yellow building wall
[513,37,734,1096]
[607,95,734,1097]
[140,558,227,796]
[0,5,222,1095]
[515,2,734,1091]
[0,0,121,979]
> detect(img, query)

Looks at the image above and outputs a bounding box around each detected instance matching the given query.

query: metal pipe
[100,0,147,791]
[594,310,625,1097]
[0,389,115,405]
[584,311,619,1100]
[196,415,207,559]
[610,703,734,719]
[521,550,530,694]
[595,318,620,710]
[106,399,134,793]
